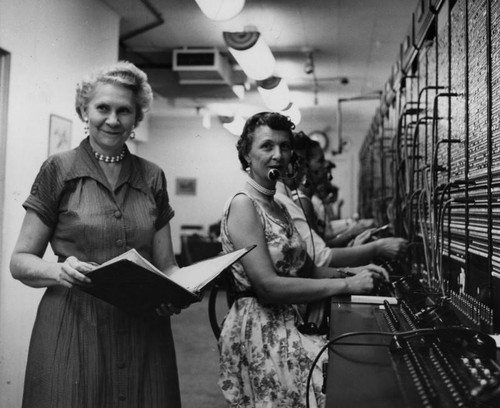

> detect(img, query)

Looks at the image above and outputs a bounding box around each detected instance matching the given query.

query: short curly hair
[75,61,153,126]
[236,112,295,171]
[293,131,320,161]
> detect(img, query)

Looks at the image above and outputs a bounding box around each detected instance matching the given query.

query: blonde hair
[75,61,153,126]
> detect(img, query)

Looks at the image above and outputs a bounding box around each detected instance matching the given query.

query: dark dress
[21,138,181,408]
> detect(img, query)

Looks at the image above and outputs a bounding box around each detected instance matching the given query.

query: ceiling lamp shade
[220,115,246,136]
[194,0,245,21]
[257,76,291,111]
[281,103,301,125]
[223,31,276,81]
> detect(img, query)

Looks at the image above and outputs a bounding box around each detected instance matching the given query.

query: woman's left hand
[347,263,389,282]
[156,303,184,317]
[350,228,375,246]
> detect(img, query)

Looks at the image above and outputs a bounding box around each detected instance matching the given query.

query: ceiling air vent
[172,48,234,85]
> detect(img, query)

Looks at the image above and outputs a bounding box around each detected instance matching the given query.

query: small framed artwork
[176,177,197,195]
[48,114,72,156]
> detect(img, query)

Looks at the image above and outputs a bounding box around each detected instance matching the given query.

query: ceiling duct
[172,48,235,86]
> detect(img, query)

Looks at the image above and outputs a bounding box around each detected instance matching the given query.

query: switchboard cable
[402,120,417,197]
[437,196,475,296]
[411,85,446,213]
[409,116,434,194]
[392,102,422,236]
[423,167,441,285]
[430,139,463,287]
[429,92,461,194]
[305,330,395,408]
[433,179,472,295]
[403,188,422,242]
[418,189,433,282]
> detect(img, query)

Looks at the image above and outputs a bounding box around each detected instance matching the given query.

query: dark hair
[236,112,295,171]
[75,61,153,126]
[293,131,321,161]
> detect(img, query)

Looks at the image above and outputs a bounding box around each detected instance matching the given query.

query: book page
[167,246,254,292]
[97,249,165,277]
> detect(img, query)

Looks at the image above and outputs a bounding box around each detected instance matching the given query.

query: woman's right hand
[344,267,386,294]
[376,237,409,260]
[59,256,94,288]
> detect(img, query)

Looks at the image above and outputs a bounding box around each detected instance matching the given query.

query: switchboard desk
[324,296,500,408]
[325,296,402,408]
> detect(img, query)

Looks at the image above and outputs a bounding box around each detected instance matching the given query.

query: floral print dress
[218,192,328,408]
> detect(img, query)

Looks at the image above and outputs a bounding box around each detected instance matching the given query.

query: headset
[267,152,300,181]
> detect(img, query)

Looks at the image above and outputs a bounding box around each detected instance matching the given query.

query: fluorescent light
[194,0,245,21]
[221,116,246,136]
[232,84,245,100]
[257,76,291,111]
[223,31,275,80]
[280,103,301,125]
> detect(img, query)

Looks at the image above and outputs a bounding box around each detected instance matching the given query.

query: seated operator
[275,131,409,268]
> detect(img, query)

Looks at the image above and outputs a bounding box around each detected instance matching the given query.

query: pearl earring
[84,119,89,137]
[129,130,136,140]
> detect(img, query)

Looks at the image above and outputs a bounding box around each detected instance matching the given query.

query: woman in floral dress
[218,112,388,408]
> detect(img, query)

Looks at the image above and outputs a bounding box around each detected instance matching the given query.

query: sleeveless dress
[218,192,328,408]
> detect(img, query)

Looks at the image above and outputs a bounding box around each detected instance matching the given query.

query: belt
[233,290,257,300]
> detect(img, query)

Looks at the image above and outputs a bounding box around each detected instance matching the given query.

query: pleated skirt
[22,286,181,408]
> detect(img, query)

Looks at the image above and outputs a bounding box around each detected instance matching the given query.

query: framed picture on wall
[48,114,72,156]
[176,178,197,195]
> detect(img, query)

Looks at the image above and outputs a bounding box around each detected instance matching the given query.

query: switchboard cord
[284,183,316,267]
[305,326,495,408]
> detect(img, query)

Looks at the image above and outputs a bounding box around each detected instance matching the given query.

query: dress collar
[63,137,150,194]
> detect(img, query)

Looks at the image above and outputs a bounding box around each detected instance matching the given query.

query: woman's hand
[156,303,186,317]
[344,270,381,294]
[350,228,375,246]
[375,237,409,260]
[59,256,94,288]
[347,263,389,282]
[342,263,389,294]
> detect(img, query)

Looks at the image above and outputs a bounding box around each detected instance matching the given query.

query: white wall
[0,0,119,405]
[139,114,247,254]
[139,109,367,254]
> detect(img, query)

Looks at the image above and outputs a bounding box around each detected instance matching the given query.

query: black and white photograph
[1,1,500,408]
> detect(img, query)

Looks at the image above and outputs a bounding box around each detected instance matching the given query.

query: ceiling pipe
[335,92,382,154]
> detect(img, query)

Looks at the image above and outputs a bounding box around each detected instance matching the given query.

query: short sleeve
[152,169,175,230]
[23,157,65,228]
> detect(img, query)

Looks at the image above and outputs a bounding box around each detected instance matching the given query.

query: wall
[0,0,119,405]
[139,113,247,254]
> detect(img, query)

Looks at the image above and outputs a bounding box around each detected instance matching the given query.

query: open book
[80,245,256,316]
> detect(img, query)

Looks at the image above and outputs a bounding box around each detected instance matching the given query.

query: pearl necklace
[247,176,276,197]
[93,148,127,163]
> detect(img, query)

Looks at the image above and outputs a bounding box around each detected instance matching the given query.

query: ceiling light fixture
[281,102,301,125]
[220,115,246,136]
[194,0,245,21]
[223,31,276,81]
[232,84,245,100]
[257,76,291,111]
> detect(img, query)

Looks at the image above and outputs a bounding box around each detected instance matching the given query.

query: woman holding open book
[218,112,389,408]
[10,62,182,407]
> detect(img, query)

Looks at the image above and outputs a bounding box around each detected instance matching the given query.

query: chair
[207,268,236,339]
[179,231,222,267]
